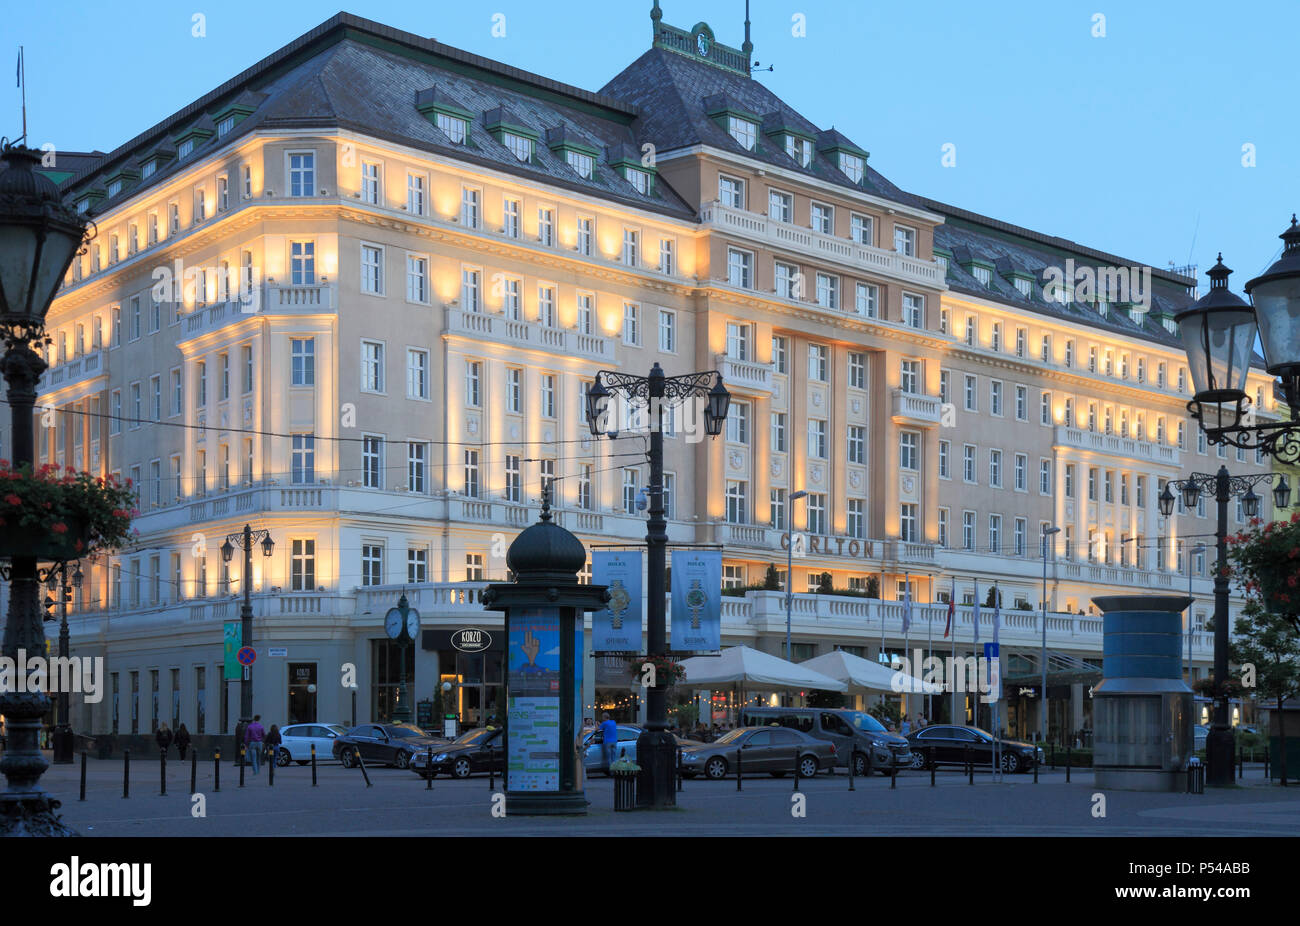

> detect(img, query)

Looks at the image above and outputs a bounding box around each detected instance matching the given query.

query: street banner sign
[223,622,242,680]
[670,549,722,651]
[591,550,642,652]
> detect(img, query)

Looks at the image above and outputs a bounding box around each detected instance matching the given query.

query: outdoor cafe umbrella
[678,646,847,716]
[800,649,943,695]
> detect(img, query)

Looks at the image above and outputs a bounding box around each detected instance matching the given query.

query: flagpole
[950,578,957,726]
[902,572,911,726]
[926,576,933,722]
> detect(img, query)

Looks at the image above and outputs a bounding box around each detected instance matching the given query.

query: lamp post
[0,142,91,836]
[584,362,729,809]
[1040,525,1060,745]
[383,594,420,723]
[221,524,274,726]
[49,560,81,764]
[1159,471,1290,786]
[784,489,809,662]
[1187,541,1206,681]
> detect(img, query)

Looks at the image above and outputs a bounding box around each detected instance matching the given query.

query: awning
[679,645,847,692]
[800,649,942,695]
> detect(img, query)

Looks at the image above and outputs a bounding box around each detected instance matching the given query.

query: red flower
[74,539,84,552]
[50,522,67,534]
[1289,574,1298,588]
[4,494,20,506]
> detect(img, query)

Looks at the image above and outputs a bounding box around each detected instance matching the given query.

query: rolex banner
[670,550,722,652]
[591,551,642,652]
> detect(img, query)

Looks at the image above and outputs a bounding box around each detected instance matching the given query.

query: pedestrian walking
[599,712,618,772]
[900,715,912,736]
[245,715,266,775]
[155,722,174,754]
[174,723,191,760]
[265,723,283,767]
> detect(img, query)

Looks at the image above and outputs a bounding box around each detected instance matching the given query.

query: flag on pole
[901,573,912,634]
[992,582,1001,646]
[972,579,981,644]
[944,592,954,638]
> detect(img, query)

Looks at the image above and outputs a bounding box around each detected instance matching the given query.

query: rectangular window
[291,434,315,484]
[900,360,920,395]
[288,152,315,197]
[502,198,520,238]
[771,412,787,453]
[361,341,384,392]
[807,418,827,459]
[939,440,950,479]
[902,292,923,328]
[623,303,640,345]
[361,162,381,205]
[407,349,429,400]
[893,225,916,256]
[815,273,839,310]
[989,449,1002,487]
[361,244,383,294]
[504,455,521,503]
[459,187,480,227]
[1040,460,1052,495]
[776,261,801,300]
[408,548,428,584]
[291,338,315,386]
[540,374,556,418]
[768,190,793,224]
[900,504,918,543]
[899,431,919,470]
[808,344,829,382]
[576,216,592,255]
[658,310,676,353]
[854,282,878,318]
[290,240,315,285]
[728,117,757,151]
[851,213,873,246]
[436,112,467,144]
[806,494,827,535]
[725,480,749,524]
[362,436,383,489]
[537,208,555,246]
[726,401,750,444]
[461,268,481,312]
[406,255,429,303]
[719,175,744,208]
[726,248,753,288]
[409,443,428,494]
[406,174,425,215]
[503,132,533,162]
[963,445,976,483]
[772,336,788,374]
[848,352,865,389]
[361,544,384,587]
[810,201,833,234]
[465,360,481,407]
[506,367,522,413]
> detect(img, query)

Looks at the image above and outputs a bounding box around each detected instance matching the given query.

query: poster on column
[506,608,561,792]
[591,551,643,652]
[670,550,722,651]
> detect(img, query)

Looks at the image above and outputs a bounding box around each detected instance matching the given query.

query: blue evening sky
[8,1,1297,288]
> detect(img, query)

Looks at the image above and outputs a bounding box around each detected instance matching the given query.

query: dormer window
[436,112,468,144]
[177,139,194,160]
[728,116,756,151]
[217,115,235,137]
[566,150,593,179]
[503,132,532,162]
[972,266,992,287]
[839,153,865,183]
[107,179,122,198]
[785,135,813,167]
[76,199,90,214]
[624,167,650,194]
[1013,277,1032,297]
[141,161,156,179]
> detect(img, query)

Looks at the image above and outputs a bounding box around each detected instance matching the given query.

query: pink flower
[50,522,67,534]
[4,494,20,506]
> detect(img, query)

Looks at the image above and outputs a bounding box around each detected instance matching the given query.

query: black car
[409,727,504,779]
[332,723,448,769]
[905,724,1043,774]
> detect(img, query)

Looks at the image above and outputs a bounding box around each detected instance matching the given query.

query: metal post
[52,570,73,764]
[191,749,197,794]
[122,748,130,798]
[967,745,973,785]
[79,751,87,801]
[1040,526,1058,747]
[311,743,318,787]
[1208,467,1235,786]
[1066,746,1072,783]
[930,760,936,787]
[793,748,800,792]
[239,524,254,726]
[891,763,897,789]
[268,746,274,786]
[239,744,245,788]
[849,749,855,791]
[638,365,673,808]
[736,745,743,791]
[356,751,371,787]
[159,749,166,795]
[214,748,221,792]
[677,746,683,792]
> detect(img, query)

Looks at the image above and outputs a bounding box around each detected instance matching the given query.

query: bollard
[1050,744,1056,770]
[80,751,87,802]
[1238,747,1244,780]
[214,748,221,792]
[1033,754,1038,784]
[427,746,434,790]
[160,748,167,796]
[736,746,743,791]
[891,761,897,789]
[268,747,274,787]
[123,748,130,799]
[488,747,495,790]
[356,750,372,787]
[677,747,683,792]
[311,743,318,787]
[967,746,973,785]
[239,744,246,788]
[930,759,936,787]
[793,748,800,792]
[1266,747,1270,780]
[848,751,855,792]
[190,749,197,795]
[1066,747,1072,783]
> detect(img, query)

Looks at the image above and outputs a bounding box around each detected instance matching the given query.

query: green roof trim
[173,126,214,147]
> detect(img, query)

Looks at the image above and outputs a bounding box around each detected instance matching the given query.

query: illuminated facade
[16,10,1279,739]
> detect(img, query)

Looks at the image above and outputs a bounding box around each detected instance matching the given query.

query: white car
[275,723,349,766]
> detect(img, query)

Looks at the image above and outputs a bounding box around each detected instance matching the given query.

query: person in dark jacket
[265,724,283,766]
[155,722,173,755]
[174,723,191,760]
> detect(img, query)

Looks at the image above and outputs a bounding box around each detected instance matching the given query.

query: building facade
[9,8,1281,742]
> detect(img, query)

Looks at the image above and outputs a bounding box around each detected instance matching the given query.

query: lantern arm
[1170,470,1292,501]
[592,369,721,407]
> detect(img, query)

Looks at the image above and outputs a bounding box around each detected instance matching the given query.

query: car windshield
[456,728,496,745]
[388,725,429,738]
[714,729,748,745]
[326,725,348,736]
[842,711,887,734]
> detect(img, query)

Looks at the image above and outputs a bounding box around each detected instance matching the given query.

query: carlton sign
[779,532,875,559]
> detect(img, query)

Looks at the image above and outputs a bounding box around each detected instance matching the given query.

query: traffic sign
[236,646,257,666]
[983,642,999,659]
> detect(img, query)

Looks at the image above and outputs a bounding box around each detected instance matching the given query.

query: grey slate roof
[600,47,924,209]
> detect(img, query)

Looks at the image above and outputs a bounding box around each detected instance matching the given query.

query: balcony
[717,355,775,396]
[444,308,612,363]
[701,201,946,290]
[179,283,338,341]
[1054,426,1179,467]
[891,389,942,426]
[38,349,108,397]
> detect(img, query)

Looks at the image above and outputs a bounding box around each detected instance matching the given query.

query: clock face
[384,608,404,639]
[405,608,421,640]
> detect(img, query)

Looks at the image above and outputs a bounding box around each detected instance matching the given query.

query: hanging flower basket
[1227,513,1300,630]
[643,655,686,687]
[0,462,138,561]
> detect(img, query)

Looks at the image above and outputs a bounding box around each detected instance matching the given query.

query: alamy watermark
[1042,259,1152,315]
[0,650,104,703]
[889,649,1001,703]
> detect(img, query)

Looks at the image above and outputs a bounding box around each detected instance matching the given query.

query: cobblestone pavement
[31,755,1300,837]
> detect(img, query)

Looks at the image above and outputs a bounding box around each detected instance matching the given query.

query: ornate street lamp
[583,362,728,808]
[0,142,90,836]
[1176,256,1256,433]
[1245,217,1300,413]
[223,524,274,727]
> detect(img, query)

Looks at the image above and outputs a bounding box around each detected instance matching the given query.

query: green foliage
[816,572,834,594]
[762,563,782,591]
[1227,512,1300,630]
[983,586,1003,608]
[864,576,880,599]
[0,462,139,554]
[868,700,901,726]
[1230,599,1300,721]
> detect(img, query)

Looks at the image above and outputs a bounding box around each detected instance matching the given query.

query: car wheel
[852,753,869,776]
[452,757,472,779]
[799,756,819,779]
[705,757,728,780]
[340,749,355,769]
[275,749,292,767]
[910,750,928,771]
[395,751,410,770]
[1001,753,1021,774]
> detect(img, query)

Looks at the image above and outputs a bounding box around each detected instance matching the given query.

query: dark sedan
[409,727,504,779]
[679,726,837,780]
[332,723,448,769]
[905,725,1043,774]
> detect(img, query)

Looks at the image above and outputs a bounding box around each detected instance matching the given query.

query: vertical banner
[670,550,722,651]
[591,551,643,652]
[223,622,242,681]
[506,607,561,792]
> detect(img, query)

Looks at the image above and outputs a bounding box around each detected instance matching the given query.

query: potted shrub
[0,462,138,561]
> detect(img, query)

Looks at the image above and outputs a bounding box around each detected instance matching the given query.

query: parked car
[578,725,704,774]
[332,723,448,769]
[741,707,912,775]
[905,724,1042,774]
[410,727,504,779]
[679,726,836,780]
[274,723,349,766]
[1194,725,1209,750]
